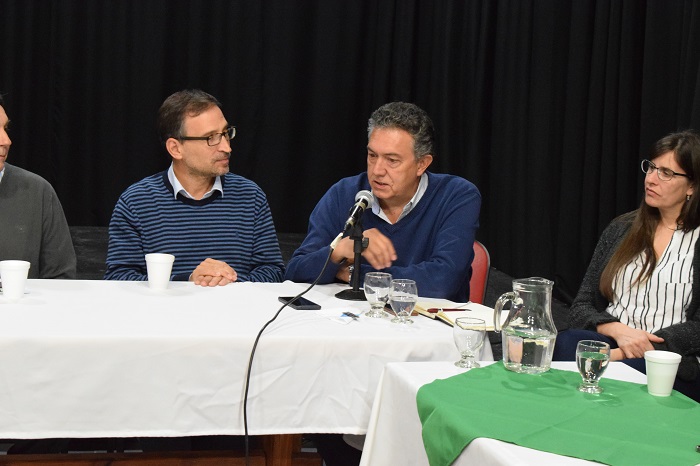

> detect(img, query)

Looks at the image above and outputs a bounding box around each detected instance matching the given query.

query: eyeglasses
[641,159,691,181]
[179,126,236,146]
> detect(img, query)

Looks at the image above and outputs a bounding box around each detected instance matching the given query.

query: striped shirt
[104,170,284,282]
[607,226,700,332]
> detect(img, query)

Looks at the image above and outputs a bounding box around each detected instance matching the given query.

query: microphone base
[335,288,367,301]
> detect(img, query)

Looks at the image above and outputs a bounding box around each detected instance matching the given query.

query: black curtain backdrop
[2,0,700,303]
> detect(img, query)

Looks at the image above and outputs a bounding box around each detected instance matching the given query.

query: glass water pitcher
[493,277,557,374]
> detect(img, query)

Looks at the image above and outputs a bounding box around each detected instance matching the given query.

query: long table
[360,361,648,465]
[0,279,490,464]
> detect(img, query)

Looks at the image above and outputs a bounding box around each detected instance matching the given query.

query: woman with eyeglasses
[554,130,700,402]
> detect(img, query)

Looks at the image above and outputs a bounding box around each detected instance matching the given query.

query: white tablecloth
[360,361,647,466]
[0,279,491,439]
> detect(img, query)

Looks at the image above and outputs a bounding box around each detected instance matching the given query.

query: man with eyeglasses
[0,93,76,280]
[105,89,284,285]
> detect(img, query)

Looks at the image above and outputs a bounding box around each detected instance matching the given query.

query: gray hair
[367,102,435,159]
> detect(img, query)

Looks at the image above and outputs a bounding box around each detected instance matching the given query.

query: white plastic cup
[644,350,682,397]
[0,260,31,301]
[145,253,175,290]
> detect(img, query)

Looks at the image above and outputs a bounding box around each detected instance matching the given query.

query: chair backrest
[469,240,490,304]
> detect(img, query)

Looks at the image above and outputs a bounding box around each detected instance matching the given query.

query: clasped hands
[597,322,665,360]
[333,228,397,282]
[190,258,237,286]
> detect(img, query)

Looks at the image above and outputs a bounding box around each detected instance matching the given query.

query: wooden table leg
[262,435,322,466]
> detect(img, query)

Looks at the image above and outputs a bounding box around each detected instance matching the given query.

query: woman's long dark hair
[600,130,700,300]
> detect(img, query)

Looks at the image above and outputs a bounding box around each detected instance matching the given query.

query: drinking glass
[389,279,418,324]
[576,340,611,394]
[363,272,392,318]
[453,317,486,368]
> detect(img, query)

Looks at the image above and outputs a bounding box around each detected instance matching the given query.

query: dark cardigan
[569,213,700,381]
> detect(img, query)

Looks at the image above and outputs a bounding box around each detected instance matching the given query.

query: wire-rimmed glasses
[180,126,236,146]
[641,159,690,181]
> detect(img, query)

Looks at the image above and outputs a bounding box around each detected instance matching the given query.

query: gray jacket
[0,163,76,279]
[570,213,700,381]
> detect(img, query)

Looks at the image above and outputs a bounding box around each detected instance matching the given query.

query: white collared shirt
[167,164,223,200]
[372,173,428,224]
[0,166,4,185]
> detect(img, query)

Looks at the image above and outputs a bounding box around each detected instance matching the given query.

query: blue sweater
[285,172,481,301]
[105,171,284,282]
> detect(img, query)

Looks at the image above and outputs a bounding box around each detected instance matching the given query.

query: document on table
[415,302,507,330]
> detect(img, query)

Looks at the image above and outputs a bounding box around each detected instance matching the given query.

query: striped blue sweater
[104,171,284,282]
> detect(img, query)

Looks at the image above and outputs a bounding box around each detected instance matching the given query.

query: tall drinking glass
[576,340,610,394]
[363,272,392,318]
[389,279,418,324]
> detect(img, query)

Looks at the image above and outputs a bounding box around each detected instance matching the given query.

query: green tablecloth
[417,362,700,466]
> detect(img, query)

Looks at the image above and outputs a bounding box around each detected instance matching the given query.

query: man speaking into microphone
[285,102,480,302]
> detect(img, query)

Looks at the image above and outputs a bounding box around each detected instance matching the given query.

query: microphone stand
[335,220,369,301]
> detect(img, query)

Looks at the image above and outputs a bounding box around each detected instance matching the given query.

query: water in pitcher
[502,326,556,374]
[494,277,558,374]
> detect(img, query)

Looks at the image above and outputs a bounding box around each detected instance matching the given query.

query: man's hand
[597,322,664,360]
[331,228,397,270]
[190,258,237,286]
[336,262,353,283]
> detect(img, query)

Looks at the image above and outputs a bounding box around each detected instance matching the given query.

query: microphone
[343,190,374,232]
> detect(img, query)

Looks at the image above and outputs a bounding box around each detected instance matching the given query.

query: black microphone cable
[243,232,344,465]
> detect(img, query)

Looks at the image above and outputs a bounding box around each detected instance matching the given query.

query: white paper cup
[145,253,175,290]
[644,350,682,397]
[0,260,31,301]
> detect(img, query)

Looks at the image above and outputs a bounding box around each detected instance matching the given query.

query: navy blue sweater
[105,171,284,282]
[285,172,481,301]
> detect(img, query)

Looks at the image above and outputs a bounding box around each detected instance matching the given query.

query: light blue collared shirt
[0,166,4,185]
[372,172,428,224]
[167,164,223,200]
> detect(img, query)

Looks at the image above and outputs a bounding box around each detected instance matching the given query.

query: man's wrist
[332,254,348,265]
